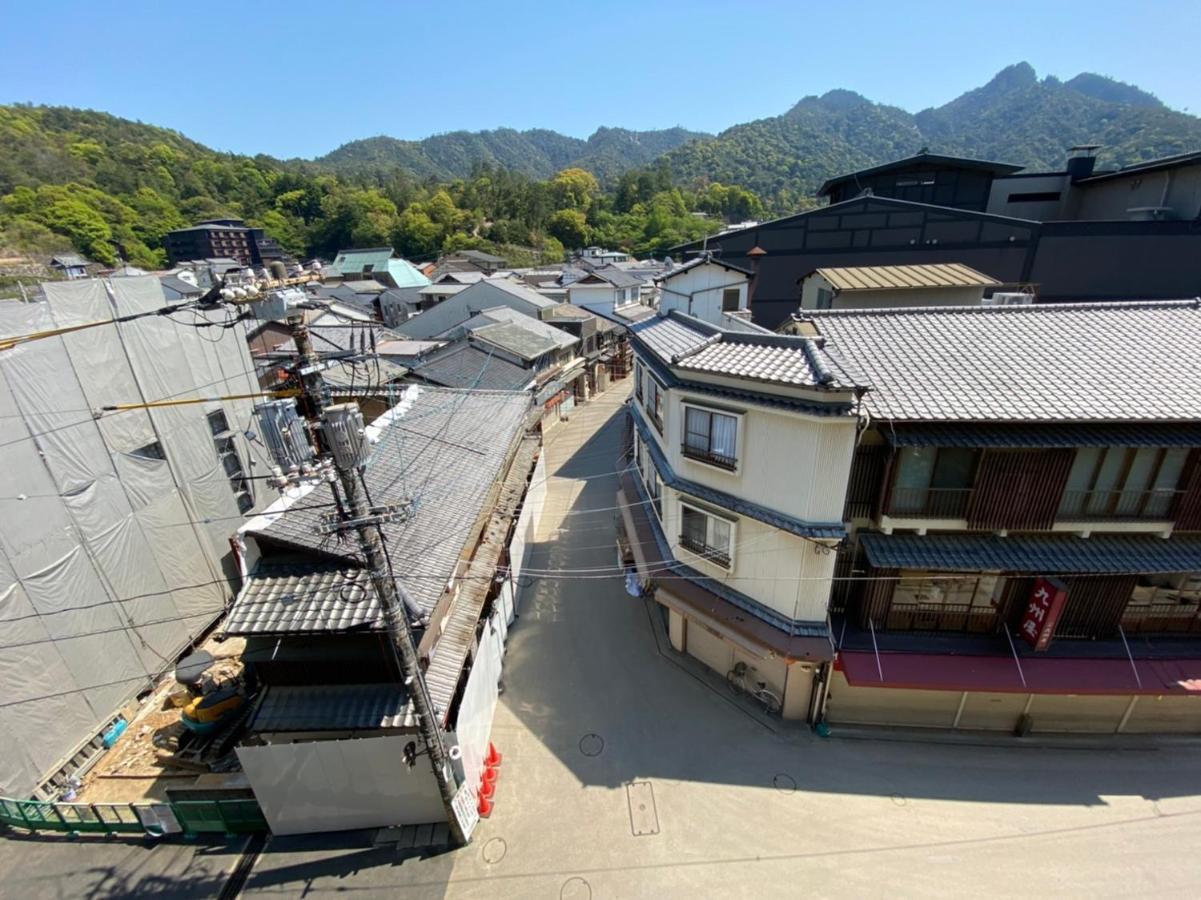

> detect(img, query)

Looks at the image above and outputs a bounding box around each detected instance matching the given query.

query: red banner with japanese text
[1019,576,1068,651]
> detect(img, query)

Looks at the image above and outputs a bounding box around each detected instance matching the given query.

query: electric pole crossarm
[276,311,469,847]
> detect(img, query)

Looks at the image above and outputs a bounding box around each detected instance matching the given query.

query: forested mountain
[664,63,1201,207]
[315,125,711,184]
[3,63,1200,270]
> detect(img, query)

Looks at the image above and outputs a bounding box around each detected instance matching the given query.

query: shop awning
[860,533,1201,574]
[887,422,1201,449]
[838,650,1201,695]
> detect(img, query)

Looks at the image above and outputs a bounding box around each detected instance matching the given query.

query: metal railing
[679,533,731,569]
[884,601,998,634]
[887,487,974,518]
[0,796,268,838]
[1057,488,1184,521]
[681,443,737,471]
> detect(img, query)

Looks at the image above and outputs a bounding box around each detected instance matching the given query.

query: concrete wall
[987,173,1071,221]
[799,274,986,310]
[658,484,837,623]
[567,282,619,317]
[238,735,446,835]
[1067,165,1201,221]
[659,263,749,324]
[647,383,857,525]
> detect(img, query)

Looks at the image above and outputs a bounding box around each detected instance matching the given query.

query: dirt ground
[76,635,247,804]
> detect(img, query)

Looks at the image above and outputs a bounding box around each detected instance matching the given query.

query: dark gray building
[679,149,1201,329]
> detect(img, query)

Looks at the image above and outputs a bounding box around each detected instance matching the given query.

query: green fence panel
[2,795,267,837]
[170,799,266,834]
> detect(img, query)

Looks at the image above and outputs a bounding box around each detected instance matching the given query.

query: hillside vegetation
[2,63,1199,267]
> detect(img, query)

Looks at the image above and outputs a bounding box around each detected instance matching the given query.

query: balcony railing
[680,442,737,471]
[887,487,974,519]
[1057,488,1184,521]
[884,600,998,634]
[678,533,731,569]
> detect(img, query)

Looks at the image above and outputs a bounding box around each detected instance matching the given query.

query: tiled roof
[656,254,752,281]
[586,265,645,289]
[861,533,1201,574]
[471,321,565,361]
[241,386,531,622]
[454,307,577,352]
[412,341,534,390]
[632,311,866,391]
[252,683,416,731]
[808,300,1201,422]
[482,277,559,309]
[813,263,1000,292]
[225,563,377,635]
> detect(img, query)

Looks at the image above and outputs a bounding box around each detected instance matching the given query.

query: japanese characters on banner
[1019,576,1068,651]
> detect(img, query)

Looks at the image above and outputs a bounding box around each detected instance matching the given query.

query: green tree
[551,168,599,211]
[547,208,589,248]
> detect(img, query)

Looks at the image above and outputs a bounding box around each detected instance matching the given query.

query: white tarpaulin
[0,277,273,795]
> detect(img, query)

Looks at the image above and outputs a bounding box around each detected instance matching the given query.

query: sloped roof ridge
[802,298,1201,320]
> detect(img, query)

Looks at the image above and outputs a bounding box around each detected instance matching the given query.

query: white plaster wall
[659,263,748,324]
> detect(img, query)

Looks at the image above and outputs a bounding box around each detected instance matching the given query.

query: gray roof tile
[808,300,1201,421]
[632,311,865,390]
[252,683,416,731]
[861,533,1201,574]
[239,386,530,627]
[412,341,533,390]
[225,563,376,635]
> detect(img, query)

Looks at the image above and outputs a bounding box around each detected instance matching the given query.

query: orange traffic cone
[479,779,495,800]
[483,765,499,786]
[485,742,502,767]
[478,794,493,817]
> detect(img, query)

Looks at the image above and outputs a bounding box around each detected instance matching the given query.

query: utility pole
[285,311,470,846]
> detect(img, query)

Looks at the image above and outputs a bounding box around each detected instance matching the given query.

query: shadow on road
[501,393,1201,809]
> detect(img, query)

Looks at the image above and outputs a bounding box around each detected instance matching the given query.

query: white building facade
[618,311,866,720]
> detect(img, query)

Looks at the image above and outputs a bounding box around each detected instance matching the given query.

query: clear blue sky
[2,0,1198,159]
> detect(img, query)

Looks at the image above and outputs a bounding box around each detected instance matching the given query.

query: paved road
[6,384,1201,898]
[241,384,1201,898]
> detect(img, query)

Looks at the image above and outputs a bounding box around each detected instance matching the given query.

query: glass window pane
[684,408,709,450]
[1087,448,1128,514]
[931,448,978,489]
[1146,448,1189,517]
[892,447,935,513]
[1124,448,1159,494]
[710,414,737,458]
[682,507,706,545]
[710,518,731,555]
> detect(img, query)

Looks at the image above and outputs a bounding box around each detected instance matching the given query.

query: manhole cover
[482,837,507,865]
[561,876,592,900]
[772,773,796,793]
[579,733,604,757]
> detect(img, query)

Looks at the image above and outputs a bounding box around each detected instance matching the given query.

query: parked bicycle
[726,661,783,715]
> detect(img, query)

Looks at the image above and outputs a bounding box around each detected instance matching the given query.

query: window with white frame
[721,287,741,311]
[682,404,738,470]
[679,502,733,569]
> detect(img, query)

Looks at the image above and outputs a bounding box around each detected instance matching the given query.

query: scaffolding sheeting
[0,277,272,796]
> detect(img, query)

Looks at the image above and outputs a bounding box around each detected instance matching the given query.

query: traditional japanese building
[800,300,1201,734]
